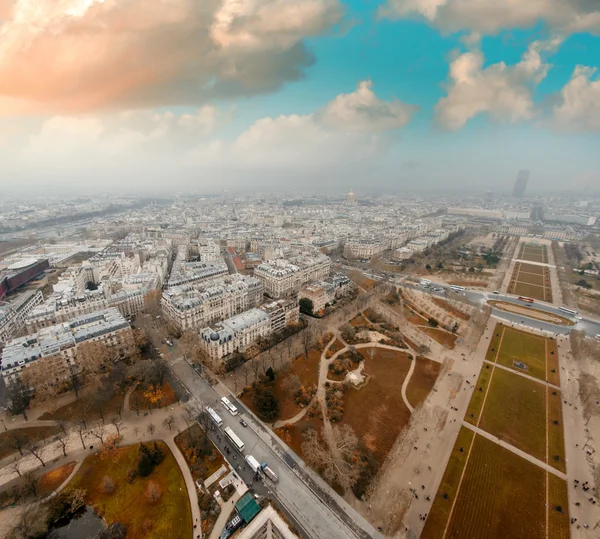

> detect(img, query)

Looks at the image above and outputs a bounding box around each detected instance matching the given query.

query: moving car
[239,418,248,427]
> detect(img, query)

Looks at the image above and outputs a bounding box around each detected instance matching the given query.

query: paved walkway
[209,490,242,539]
[461,421,567,479]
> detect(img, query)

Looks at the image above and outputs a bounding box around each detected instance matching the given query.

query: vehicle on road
[245,455,261,474]
[449,285,466,292]
[420,278,432,287]
[558,306,578,316]
[492,290,500,294]
[261,462,279,483]
[206,406,223,427]
[221,396,238,416]
[224,426,245,452]
[596,334,600,340]
[518,296,534,303]
[239,418,248,427]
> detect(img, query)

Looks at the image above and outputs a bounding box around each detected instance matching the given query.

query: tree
[452,322,459,334]
[143,384,164,407]
[164,415,175,431]
[6,378,31,420]
[75,423,87,450]
[143,289,162,318]
[576,279,592,289]
[91,424,107,445]
[111,416,124,437]
[78,340,112,376]
[425,264,432,270]
[10,431,27,456]
[340,323,356,343]
[301,424,360,492]
[27,441,47,467]
[55,431,69,457]
[418,344,430,356]
[281,374,302,397]
[145,480,162,503]
[253,385,279,422]
[138,447,154,477]
[436,262,444,269]
[149,359,168,387]
[8,458,22,478]
[265,367,276,382]
[147,422,156,435]
[100,476,116,495]
[299,297,314,316]
[427,317,439,328]
[301,327,315,359]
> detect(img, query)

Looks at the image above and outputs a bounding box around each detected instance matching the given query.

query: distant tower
[512,170,529,198]
[345,189,357,206]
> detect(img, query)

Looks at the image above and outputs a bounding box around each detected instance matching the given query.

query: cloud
[435,40,560,130]
[552,66,600,131]
[0,0,343,115]
[380,0,600,36]
[190,80,415,166]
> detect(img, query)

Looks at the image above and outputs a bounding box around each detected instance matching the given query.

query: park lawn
[130,380,177,412]
[421,327,457,349]
[547,339,561,387]
[444,434,546,539]
[421,427,475,539]
[0,426,60,460]
[37,461,77,497]
[516,270,545,286]
[519,262,547,275]
[548,389,566,473]
[464,363,494,426]
[325,338,345,358]
[479,368,547,462]
[495,326,548,381]
[174,424,226,482]
[485,324,505,362]
[431,298,470,321]
[512,281,552,302]
[275,417,324,459]
[40,391,127,422]
[341,347,412,464]
[405,357,441,409]
[548,474,570,539]
[66,442,192,539]
[349,314,369,327]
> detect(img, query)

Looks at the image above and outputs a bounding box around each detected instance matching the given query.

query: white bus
[224,426,245,452]
[449,285,466,292]
[558,307,578,316]
[420,279,432,286]
[221,396,238,416]
[205,406,223,427]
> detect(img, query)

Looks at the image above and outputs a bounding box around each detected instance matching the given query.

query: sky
[1,0,600,194]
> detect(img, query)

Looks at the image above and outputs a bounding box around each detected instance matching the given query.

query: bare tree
[56,419,69,436]
[233,377,239,394]
[281,374,301,397]
[8,458,22,478]
[131,392,141,417]
[75,423,87,450]
[164,415,175,431]
[301,424,360,492]
[134,426,140,438]
[243,364,250,386]
[27,442,47,467]
[22,472,38,498]
[111,416,124,437]
[91,424,106,445]
[10,431,27,456]
[147,422,156,436]
[55,431,69,457]
[78,340,113,376]
[301,327,314,359]
[250,360,260,380]
[143,289,162,318]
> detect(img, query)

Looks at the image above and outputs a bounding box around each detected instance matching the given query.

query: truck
[245,455,261,474]
[261,462,279,483]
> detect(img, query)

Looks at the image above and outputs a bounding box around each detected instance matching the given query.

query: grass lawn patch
[349,314,368,327]
[40,391,127,422]
[130,381,177,412]
[341,347,412,464]
[421,327,457,349]
[516,270,545,286]
[325,338,345,358]
[37,461,77,497]
[421,427,475,539]
[431,298,470,321]
[479,368,546,461]
[547,339,560,386]
[406,357,441,409]
[443,434,546,539]
[464,363,494,426]
[0,426,60,460]
[66,442,192,539]
[548,474,570,539]
[495,325,547,381]
[548,388,566,473]
[174,424,226,482]
[485,324,504,362]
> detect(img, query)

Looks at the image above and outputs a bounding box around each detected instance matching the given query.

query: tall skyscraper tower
[512,170,529,198]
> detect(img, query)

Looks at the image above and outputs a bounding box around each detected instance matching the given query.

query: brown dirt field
[443,434,547,539]
[349,314,369,327]
[341,347,412,464]
[406,357,441,409]
[447,280,488,288]
[431,298,470,321]
[421,327,457,349]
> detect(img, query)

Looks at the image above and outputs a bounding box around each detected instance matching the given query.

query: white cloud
[380,0,600,36]
[435,40,559,130]
[552,66,600,131]
[0,0,343,114]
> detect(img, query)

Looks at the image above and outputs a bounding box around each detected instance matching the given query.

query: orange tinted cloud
[0,0,343,115]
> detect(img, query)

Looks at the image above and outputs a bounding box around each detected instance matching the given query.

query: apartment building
[1,308,135,387]
[167,246,229,288]
[298,274,351,312]
[161,275,264,332]
[259,298,299,333]
[343,238,386,261]
[199,308,272,362]
[0,290,44,344]
[254,253,331,298]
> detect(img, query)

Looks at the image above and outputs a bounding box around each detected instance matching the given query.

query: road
[170,358,381,539]
[399,279,600,337]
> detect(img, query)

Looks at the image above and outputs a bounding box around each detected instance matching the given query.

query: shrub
[144,480,162,504]
[126,468,137,483]
[253,385,279,422]
[137,447,154,477]
[99,476,116,495]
